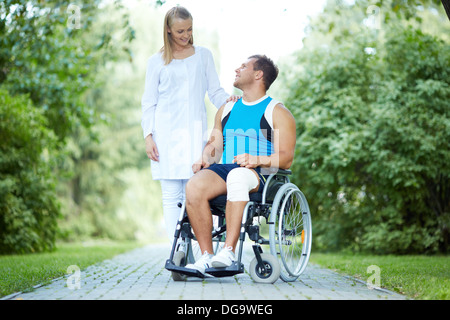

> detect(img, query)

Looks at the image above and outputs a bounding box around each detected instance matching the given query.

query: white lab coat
[141,46,229,180]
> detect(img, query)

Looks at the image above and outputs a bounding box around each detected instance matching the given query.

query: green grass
[309,252,450,300]
[0,240,140,298]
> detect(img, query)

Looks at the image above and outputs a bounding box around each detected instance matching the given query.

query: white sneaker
[211,246,235,268]
[185,251,213,275]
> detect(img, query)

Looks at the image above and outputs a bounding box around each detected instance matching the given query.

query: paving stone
[3,243,407,301]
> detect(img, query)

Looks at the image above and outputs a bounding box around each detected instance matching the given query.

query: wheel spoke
[269,184,312,281]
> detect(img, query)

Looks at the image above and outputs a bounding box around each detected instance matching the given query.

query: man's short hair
[248,54,279,91]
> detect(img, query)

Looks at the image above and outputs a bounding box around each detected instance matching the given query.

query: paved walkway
[3,243,407,301]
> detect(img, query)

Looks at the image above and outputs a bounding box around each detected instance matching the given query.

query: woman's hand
[145,134,159,162]
[226,95,241,103]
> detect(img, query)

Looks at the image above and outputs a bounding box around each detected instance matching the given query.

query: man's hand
[145,134,159,162]
[233,153,258,169]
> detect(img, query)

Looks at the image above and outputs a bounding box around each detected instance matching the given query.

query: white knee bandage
[226,168,259,202]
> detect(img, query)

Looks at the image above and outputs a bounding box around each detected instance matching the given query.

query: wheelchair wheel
[269,183,312,282]
[249,253,281,284]
[171,251,187,281]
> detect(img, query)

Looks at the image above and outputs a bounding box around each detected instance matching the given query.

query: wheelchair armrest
[275,169,292,176]
[261,168,292,176]
[261,168,292,204]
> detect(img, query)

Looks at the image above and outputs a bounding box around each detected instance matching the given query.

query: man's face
[233,58,257,90]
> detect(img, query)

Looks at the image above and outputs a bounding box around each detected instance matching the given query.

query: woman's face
[168,18,193,48]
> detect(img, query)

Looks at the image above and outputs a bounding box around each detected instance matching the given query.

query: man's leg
[185,169,227,255]
[210,168,260,268]
[223,201,248,251]
[223,169,260,252]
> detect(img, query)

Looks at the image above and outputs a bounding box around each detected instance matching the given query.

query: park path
[3,243,407,301]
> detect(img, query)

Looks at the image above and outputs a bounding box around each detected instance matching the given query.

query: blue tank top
[221,95,275,164]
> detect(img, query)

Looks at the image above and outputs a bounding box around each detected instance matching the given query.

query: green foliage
[1,1,101,141]
[56,3,164,242]
[0,0,137,253]
[0,88,59,253]
[287,1,450,254]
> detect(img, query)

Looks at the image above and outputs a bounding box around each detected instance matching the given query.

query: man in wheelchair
[183,54,297,276]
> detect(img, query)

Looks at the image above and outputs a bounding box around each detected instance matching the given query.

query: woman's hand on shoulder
[226,95,241,103]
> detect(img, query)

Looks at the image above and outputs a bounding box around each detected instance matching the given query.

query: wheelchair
[165,169,312,283]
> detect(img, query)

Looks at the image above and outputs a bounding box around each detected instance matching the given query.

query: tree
[0,0,135,253]
[285,0,449,253]
[0,89,59,253]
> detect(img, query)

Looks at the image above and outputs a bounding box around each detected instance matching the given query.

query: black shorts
[204,163,267,193]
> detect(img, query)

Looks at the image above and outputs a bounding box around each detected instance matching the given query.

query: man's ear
[255,70,264,81]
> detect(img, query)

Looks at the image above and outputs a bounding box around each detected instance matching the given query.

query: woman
[141,6,235,241]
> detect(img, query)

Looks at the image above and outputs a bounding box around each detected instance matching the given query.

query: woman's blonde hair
[161,6,193,65]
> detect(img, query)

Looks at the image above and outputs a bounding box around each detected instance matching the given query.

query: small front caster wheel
[172,251,187,281]
[249,253,281,284]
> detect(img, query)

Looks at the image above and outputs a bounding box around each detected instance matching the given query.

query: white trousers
[160,179,188,242]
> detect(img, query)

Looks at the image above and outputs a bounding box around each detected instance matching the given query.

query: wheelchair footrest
[165,259,206,278]
[165,259,244,279]
[205,261,244,278]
